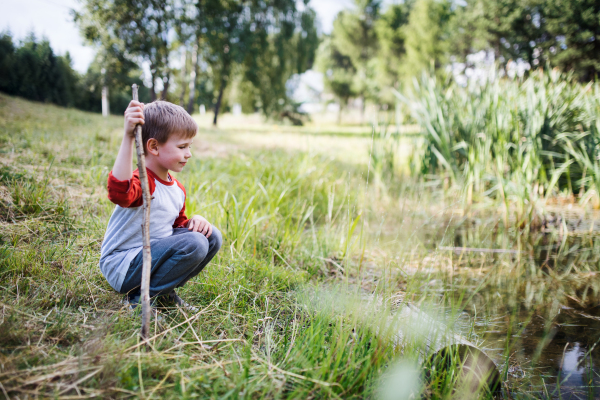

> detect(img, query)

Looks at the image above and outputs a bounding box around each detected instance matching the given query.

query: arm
[173,203,212,238]
[172,180,212,237]
[173,203,190,229]
[107,101,148,207]
[112,100,145,181]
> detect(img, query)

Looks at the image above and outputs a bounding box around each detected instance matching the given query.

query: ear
[146,138,160,156]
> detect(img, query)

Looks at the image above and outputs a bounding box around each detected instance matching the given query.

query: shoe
[123,294,159,316]
[123,294,141,311]
[167,291,199,313]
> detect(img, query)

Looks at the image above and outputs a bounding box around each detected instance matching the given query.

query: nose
[185,148,192,159]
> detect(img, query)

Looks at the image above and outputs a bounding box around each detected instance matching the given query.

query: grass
[1,91,599,399]
[394,69,600,229]
[0,93,431,399]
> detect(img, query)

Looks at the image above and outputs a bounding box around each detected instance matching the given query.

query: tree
[77,50,150,114]
[16,34,69,105]
[374,1,413,104]
[315,36,357,124]
[0,32,16,95]
[331,0,381,117]
[75,0,175,101]
[171,0,201,113]
[0,30,149,113]
[452,0,600,81]
[544,0,600,81]
[451,0,547,68]
[0,32,81,107]
[56,52,81,106]
[196,0,318,125]
[197,0,249,125]
[401,0,453,79]
[241,2,319,118]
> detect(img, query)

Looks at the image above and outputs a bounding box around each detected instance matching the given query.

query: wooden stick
[132,84,153,340]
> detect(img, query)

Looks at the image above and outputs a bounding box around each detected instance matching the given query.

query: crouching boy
[100,100,222,310]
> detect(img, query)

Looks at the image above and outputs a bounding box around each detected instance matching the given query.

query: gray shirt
[99,168,188,291]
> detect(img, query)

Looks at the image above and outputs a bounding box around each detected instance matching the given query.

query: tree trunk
[179,49,187,106]
[395,99,401,134]
[360,95,365,125]
[101,86,109,117]
[161,71,171,100]
[213,75,227,126]
[337,101,343,125]
[150,71,157,102]
[187,44,199,114]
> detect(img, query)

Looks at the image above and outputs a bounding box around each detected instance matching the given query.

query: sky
[0,0,353,73]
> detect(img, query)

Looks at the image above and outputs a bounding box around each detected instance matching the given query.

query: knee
[184,232,209,262]
[209,226,223,252]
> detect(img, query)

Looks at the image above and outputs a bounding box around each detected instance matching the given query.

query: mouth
[179,162,187,167]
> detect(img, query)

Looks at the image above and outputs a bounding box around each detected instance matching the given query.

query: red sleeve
[107,169,155,208]
[173,179,189,228]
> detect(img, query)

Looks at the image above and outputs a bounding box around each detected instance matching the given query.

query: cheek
[168,149,182,160]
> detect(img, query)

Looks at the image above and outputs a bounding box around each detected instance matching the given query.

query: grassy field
[1,92,599,399]
[0,94,439,399]
[192,112,418,169]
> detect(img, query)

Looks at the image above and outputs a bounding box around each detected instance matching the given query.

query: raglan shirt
[99,168,189,291]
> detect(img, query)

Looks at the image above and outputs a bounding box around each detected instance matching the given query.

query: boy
[100,100,222,310]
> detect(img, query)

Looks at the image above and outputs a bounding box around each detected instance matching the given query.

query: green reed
[392,69,600,224]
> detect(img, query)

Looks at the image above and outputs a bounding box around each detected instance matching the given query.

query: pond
[377,207,600,398]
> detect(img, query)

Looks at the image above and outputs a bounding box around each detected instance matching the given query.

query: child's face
[154,133,193,173]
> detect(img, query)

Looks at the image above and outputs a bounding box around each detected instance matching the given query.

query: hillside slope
[0,94,400,398]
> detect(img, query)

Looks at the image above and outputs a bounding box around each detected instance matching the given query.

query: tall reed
[396,69,600,219]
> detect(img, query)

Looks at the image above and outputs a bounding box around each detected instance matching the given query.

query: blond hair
[141,101,197,153]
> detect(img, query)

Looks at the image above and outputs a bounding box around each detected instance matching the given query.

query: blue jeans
[120,226,222,298]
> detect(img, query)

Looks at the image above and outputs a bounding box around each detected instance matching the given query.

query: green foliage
[196,0,318,124]
[373,2,413,103]
[401,0,453,80]
[75,0,174,100]
[317,0,453,109]
[543,0,600,81]
[452,0,600,80]
[0,32,81,107]
[198,0,248,124]
[331,0,381,107]
[77,52,150,115]
[452,0,545,65]
[315,0,600,112]
[332,0,381,72]
[241,5,319,119]
[0,33,15,92]
[315,37,357,123]
[317,0,415,111]
[0,31,148,114]
[2,1,318,121]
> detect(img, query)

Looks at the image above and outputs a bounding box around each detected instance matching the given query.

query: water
[380,211,600,398]
[477,294,600,399]
[454,224,600,398]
